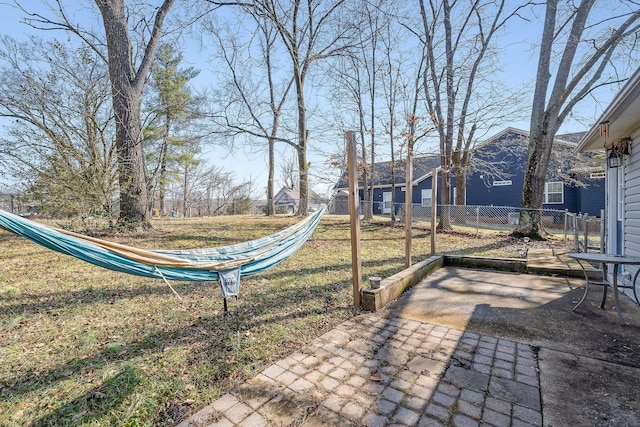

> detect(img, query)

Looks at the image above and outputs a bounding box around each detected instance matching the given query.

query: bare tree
[0,36,117,218]
[205,8,294,216]
[356,0,387,221]
[17,0,177,228]
[418,0,528,229]
[380,3,431,223]
[379,15,403,223]
[209,0,356,216]
[519,0,640,236]
[324,50,370,208]
[280,155,298,189]
[325,42,372,217]
[326,0,412,221]
[96,0,176,228]
[198,166,251,215]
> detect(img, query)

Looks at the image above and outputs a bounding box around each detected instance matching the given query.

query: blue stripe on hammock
[0,208,324,282]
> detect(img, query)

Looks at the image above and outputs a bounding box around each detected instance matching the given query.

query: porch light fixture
[608,149,621,168]
[607,137,632,169]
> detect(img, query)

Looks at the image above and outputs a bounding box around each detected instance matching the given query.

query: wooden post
[405,145,413,268]
[346,131,362,307]
[431,168,438,256]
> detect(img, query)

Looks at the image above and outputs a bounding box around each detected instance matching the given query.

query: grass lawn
[0,214,560,426]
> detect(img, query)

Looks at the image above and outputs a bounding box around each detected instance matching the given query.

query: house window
[382,192,392,214]
[544,182,563,204]
[421,188,432,207]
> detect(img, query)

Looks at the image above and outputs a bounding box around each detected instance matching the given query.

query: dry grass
[0,214,570,426]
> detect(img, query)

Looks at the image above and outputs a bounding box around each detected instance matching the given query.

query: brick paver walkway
[177,311,542,426]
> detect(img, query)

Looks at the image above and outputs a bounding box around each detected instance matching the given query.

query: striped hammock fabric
[0,208,324,286]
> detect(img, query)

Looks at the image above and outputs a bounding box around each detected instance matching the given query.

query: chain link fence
[565,211,605,253]
[351,201,603,252]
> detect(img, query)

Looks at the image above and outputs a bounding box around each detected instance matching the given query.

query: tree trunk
[453,150,467,224]
[297,143,308,215]
[159,152,167,215]
[113,87,150,228]
[358,105,371,220]
[183,165,190,217]
[519,122,556,235]
[158,116,171,216]
[436,0,453,231]
[96,0,174,229]
[517,0,640,237]
[438,167,452,230]
[296,80,308,216]
[389,84,396,224]
[366,144,375,220]
[390,159,396,223]
[267,137,275,216]
[518,0,558,236]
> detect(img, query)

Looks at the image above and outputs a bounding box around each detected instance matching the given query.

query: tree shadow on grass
[0,269,360,412]
[30,363,141,427]
[0,231,19,243]
[0,256,403,318]
[0,281,205,317]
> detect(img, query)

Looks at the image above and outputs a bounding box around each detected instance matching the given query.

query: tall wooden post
[431,168,438,256]
[405,145,413,268]
[346,131,362,307]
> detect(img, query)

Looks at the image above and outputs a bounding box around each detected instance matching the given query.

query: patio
[177,259,640,426]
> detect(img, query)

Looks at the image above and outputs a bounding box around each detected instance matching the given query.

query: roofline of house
[474,127,529,147]
[577,67,640,153]
[274,186,323,200]
[475,126,581,148]
[355,152,440,170]
[334,166,441,192]
[334,126,585,193]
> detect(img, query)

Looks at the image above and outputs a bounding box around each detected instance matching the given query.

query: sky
[0,1,625,198]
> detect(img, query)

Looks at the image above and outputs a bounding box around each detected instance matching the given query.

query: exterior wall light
[607,137,632,169]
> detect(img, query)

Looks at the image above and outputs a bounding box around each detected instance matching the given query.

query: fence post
[573,214,580,252]
[563,209,568,241]
[583,214,589,252]
[405,148,414,267]
[475,206,479,236]
[346,131,362,307]
[430,168,437,256]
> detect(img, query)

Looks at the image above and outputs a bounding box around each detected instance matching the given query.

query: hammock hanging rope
[0,208,325,303]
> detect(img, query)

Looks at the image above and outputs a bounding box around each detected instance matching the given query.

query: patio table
[569,252,640,326]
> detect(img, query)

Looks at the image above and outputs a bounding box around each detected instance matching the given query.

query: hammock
[0,208,324,303]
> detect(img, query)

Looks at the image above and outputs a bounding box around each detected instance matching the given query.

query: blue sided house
[332,154,445,215]
[466,128,605,216]
[332,128,605,216]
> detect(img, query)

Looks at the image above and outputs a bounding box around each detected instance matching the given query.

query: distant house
[333,154,445,215]
[274,186,324,214]
[332,127,605,215]
[466,128,605,215]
